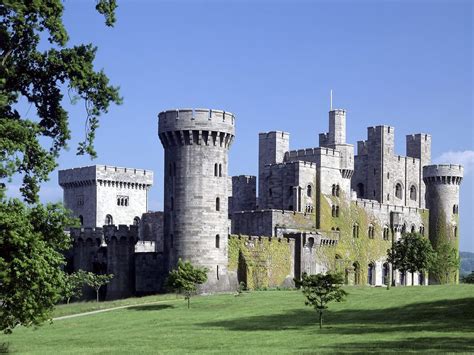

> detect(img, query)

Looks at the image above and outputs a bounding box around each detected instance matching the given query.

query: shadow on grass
[0,342,9,354]
[199,297,474,352]
[127,304,174,312]
[320,337,474,354]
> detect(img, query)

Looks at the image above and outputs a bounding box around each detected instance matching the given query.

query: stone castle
[59,106,463,299]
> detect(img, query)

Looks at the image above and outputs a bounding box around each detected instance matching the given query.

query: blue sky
[9,1,473,250]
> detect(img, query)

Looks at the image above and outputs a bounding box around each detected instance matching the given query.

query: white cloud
[434,150,474,175]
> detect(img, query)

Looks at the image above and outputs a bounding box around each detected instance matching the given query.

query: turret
[158,108,235,292]
[423,164,463,284]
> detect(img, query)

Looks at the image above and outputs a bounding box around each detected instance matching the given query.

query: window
[105,214,113,225]
[410,185,417,201]
[269,188,272,197]
[419,225,425,236]
[368,225,375,239]
[395,183,402,199]
[216,197,220,211]
[383,226,390,240]
[332,184,336,196]
[411,225,415,233]
[214,163,218,177]
[307,185,312,198]
[217,265,219,280]
[357,183,364,198]
[368,263,375,285]
[336,185,340,197]
[383,263,389,285]
[79,215,84,226]
[331,205,336,217]
[454,226,458,238]
[353,224,359,238]
[336,206,340,217]
[219,164,222,177]
[215,235,220,248]
[117,195,129,206]
[387,172,390,179]
[77,195,84,206]
[453,205,459,214]
[133,217,140,226]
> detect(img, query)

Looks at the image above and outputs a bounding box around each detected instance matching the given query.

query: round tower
[158,108,235,292]
[423,164,463,284]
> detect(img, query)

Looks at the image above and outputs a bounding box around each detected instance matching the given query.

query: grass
[1,285,473,354]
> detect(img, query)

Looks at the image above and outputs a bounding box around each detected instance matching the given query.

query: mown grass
[1,285,473,354]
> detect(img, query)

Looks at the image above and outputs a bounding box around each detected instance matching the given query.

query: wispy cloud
[434,150,474,175]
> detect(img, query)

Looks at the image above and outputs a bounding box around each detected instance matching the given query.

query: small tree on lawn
[301,272,347,329]
[62,270,88,304]
[85,273,114,302]
[166,259,207,309]
[387,232,435,286]
[430,242,460,284]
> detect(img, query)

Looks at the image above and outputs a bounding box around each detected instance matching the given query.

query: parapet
[59,165,153,188]
[423,164,463,185]
[104,224,139,244]
[259,131,290,139]
[70,227,103,245]
[158,108,235,136]
[285,147,341,160]
[232,175,256,184]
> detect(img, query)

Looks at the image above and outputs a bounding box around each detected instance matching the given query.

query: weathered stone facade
[61,104,463,298]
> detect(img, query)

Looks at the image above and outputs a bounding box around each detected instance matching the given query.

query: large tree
[0,0,121,333]
[387,232,435,286]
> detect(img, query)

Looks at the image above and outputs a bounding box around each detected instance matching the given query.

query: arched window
[357,183,364,198]
[419,225,425,236]
[307,185,312,198]
[331,184,336,196]
[219,164,222,177]
[214,163,218,177]
[335,206,340,217]
[409,185,417,201]
[353,262,361,285]
[453,226,458,238]
[307,237,314,248]
[453,204,459,214]
[124,198,128,206]
[79,215,84,226]
[411,225,415,234]
[383,263,389,285]
[133,217,140,226]
[215,235,220,248]
[353,224,359,238]
[216,197,220,211]
[117,198,120,206]
[395,183,403,199]
[383,226,390,240]
[368,263,375,285]
[105,214,113,225]
[368,225,374,239]
[336,185,340,197]
[331,205,336,217]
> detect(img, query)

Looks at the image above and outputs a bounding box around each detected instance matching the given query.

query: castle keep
[60,106,463,298]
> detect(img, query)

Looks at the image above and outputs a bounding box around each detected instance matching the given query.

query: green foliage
[61,270,89,304]
[430,242,460,284]
[84,272,114,303]
[166,259,208,308]
[387,232,435,285]
[0,0,120,333]
[301,272,347,328]
[0,200,76,334]
[460,251,474,276]
[461,272,474,284]
[228,236,293,290]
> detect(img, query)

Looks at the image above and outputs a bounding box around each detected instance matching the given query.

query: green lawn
[2,285,474,354]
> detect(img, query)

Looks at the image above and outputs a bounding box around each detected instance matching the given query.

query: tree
[62,270,88,304]
[461,272,474,284]
[84,272,114,303]
[0,201,77,333]
[301,272,347,329]
[387,232,435,286]
[166,259,208,309]
[0,0,120,333]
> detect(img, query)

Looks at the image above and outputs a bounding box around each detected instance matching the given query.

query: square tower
[59,165,153,227]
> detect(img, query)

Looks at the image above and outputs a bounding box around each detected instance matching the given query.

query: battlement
[158,108,235,138]
[229,234,292,244]
[354,198,428,215]
[104,224,139,244]
[285,147,341,160]
[259,131,290,139]
[423,164,464,185]
[232,175,256,184]
[135,240,156,253]
[265,160,316,169]
[59,165,153,188]
[70,227,103,244]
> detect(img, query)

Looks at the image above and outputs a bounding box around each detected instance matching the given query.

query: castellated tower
[158,108,235,292]
[423,164,463,284]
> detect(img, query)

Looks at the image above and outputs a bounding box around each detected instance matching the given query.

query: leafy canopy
[301,272,347,329]
[387,232,436,276]
[0,0,120,333]
[0,200,77,333]
[167,259,208,308]
[0,0,121,203]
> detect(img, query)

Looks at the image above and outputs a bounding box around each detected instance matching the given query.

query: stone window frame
[133,216,140,226]
[105,214,113,225]
[395,182,403,200]
[215,234,220,248]
[409,184,417,201]
[216,197,220,211]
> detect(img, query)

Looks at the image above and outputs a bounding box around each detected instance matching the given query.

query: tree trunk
[412,272,415,286]
[318,311,323,329]
[96,289,100,302]
[187,297,190,309]
[67,297,70,305]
